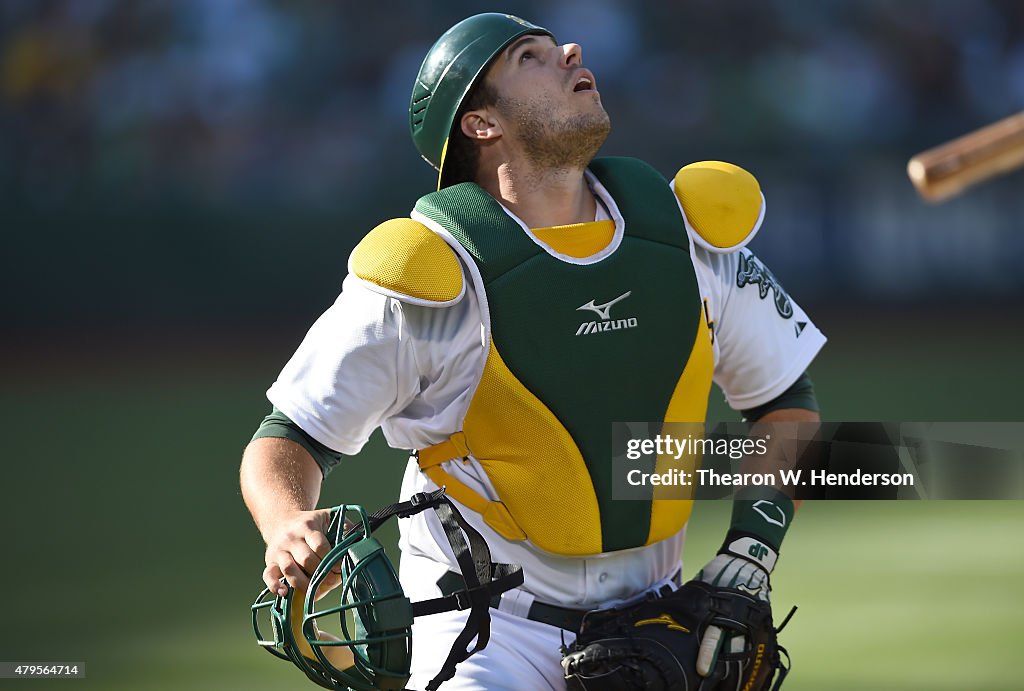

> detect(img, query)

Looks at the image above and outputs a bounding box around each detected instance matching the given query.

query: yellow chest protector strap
[416,433,527,541]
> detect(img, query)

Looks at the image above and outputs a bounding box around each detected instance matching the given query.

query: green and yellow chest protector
[414,157,713,556]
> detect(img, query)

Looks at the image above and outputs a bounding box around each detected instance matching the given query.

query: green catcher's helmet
[409,13,554,188]
[252,489,523,691]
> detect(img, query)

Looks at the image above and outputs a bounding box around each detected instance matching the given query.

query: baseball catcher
[241,11,824,690]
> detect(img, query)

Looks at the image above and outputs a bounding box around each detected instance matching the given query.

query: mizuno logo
[577,291,632,320]
[743,644,766,691]
[574,291,639,337]
[575,318,638,336]
[634,614,690,633]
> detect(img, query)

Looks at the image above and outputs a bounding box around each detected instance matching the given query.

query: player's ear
[460,108,503,141]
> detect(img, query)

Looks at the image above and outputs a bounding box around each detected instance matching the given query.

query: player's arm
[698,395,820,596]
[240,435,334,597]
[239,272,403,599]
[751,405,819,513]
[241,217,466,597]
[675,160,824,584]
[673,160,824,676]
[739,367,821,519]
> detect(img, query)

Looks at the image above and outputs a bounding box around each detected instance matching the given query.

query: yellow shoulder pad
[672,161,765,253]
[349,218,465,306]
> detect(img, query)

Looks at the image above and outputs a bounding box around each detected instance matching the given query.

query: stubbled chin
[535,112,610,169]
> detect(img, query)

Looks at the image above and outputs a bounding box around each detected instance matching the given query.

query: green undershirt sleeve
[740,371,818,422]
[251,406,343,477]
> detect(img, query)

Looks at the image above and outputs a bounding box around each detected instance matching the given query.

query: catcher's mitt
[561,581,792,691]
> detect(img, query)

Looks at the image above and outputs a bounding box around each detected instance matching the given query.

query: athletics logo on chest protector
[575,290,639,336]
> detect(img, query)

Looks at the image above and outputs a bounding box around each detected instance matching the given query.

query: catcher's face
[469,34,611,169]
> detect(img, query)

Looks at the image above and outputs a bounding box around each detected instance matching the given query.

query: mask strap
[416,497,523,690]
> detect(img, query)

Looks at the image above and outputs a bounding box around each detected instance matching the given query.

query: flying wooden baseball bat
[907,110,1024,202]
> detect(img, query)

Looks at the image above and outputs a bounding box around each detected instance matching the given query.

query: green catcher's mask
[409,13,554,189]
[252,489,523,691]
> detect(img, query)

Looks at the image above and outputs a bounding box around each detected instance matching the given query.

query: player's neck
[477,161,596,229]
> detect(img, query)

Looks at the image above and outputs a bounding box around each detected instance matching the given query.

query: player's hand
[262,508,340,599]
[695,553,771,602]
[692,554,771,677]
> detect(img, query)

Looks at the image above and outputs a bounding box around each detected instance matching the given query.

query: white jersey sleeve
[267,269,489,456]
[693,246,826,411]
[266,273,422,455]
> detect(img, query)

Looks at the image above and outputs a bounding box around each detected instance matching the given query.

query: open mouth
[572,71,596,93]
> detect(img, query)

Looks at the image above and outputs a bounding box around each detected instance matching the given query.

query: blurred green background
[3,313,1022,690]
[2,1,1023,689]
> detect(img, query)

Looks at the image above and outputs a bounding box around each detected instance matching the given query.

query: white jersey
[267,177,825,610]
